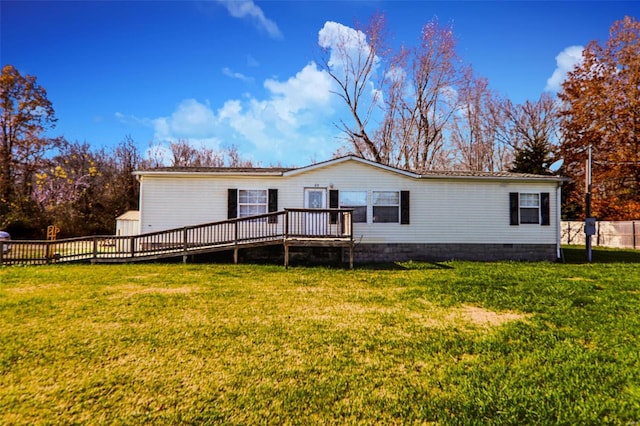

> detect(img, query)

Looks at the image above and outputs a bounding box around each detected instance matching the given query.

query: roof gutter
[416,174,567,183]
[132,170,285,177]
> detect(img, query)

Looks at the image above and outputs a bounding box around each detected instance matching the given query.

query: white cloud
[121,21,388,166]
[263,63,334,125]
[154,99,218,139]
[439,86,458,106]
[370,84,383,107]
[216,0,282,39]
[385,65,405,84]
[130,62,339,165]
[318,21,377,74]
[222,67,254,83]
[545,45,584,92]
[318,21,387,111]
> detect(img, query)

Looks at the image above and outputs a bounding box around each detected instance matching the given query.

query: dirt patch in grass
[2,284,64,294]
[454,304,529,328]
[116,285,196,297]
[129,273,161,280]
[408,299,528,329]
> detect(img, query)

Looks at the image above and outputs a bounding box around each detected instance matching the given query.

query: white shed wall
[116,220,139,237]
[115,211,140,236]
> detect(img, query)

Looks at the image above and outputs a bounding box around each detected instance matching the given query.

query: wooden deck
[0,209,354,268]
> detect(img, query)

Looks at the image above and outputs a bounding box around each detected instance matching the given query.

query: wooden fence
[561,220,640,249]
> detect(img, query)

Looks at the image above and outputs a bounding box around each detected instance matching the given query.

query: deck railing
[0,209,353,266]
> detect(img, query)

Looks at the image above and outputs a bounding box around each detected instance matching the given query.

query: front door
[304,188,327,235]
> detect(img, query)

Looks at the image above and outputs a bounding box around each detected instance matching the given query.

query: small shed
[115,210,140,236]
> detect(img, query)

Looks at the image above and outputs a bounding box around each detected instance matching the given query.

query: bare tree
[320,15,464,172]
[112,136,141,213]
[225,145,254,168]
[168,139,222,167]
[319,13,388,163]
[450,69,508,171]
[494,93,559,174]
[393,19,461,172]
[142,140,255,168]
[501,94,559,150]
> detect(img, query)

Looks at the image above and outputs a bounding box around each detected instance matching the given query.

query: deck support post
[46,241,52,264]
[183,227,188,264]
[349,243,354,269]
[233,247,238,264]
[284,242,289,269]
[93,237,98,261]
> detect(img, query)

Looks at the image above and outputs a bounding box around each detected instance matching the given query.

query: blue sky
[2,1,638,167]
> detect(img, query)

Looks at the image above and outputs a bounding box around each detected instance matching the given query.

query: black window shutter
[400,191,410,225]
[268,189,278,223]
[329,189,339,224]
[509,192,519,225]
[228,188,238,219]
[541,192,550,226]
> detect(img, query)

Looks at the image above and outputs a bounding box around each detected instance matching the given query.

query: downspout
[556,181,562,260]
[135,174,143,235]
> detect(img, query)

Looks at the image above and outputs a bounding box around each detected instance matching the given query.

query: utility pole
[584,145,594,263]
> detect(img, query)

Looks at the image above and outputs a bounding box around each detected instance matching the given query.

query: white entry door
[304,188,327,235]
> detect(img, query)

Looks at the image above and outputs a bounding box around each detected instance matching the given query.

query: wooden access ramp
[0,209,354,268]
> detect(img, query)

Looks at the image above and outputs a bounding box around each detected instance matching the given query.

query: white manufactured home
[133,156,564,263]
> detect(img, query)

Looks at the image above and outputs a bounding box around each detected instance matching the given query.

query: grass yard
[1,246,639,425]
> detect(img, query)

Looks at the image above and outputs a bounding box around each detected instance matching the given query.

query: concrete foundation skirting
[350,243,558,262]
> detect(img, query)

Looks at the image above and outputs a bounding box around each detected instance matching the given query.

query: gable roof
[282,155,421,178]
[116,210,140,221]
[134,155,564,182]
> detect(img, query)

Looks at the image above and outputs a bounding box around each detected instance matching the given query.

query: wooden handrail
[1,209,354,266]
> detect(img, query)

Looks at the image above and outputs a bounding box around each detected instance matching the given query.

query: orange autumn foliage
[559,16,640,220]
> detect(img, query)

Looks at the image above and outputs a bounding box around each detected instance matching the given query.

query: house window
[373,191,400,223]
[519,193,540,224]
[339,191,367,223]
[238,189,267,218]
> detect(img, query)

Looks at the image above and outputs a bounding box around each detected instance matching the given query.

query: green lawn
[1,247,639,424]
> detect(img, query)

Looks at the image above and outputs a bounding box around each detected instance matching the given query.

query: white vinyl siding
[137,158,560,247]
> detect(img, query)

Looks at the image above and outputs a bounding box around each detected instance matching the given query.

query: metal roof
[116,210,140,221]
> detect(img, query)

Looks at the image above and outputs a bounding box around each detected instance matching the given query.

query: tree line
[0,64,255,238]
[1,16,638,237]
[321,14,639,221]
